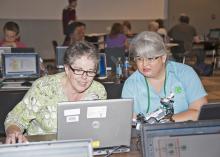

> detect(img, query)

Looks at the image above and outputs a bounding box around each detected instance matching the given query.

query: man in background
[168,14,205,64]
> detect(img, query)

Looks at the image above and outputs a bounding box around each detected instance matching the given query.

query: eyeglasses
[69,66,96,77]
[134,56,160,64]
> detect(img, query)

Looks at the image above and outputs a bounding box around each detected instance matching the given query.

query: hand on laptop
[5,125,28,144]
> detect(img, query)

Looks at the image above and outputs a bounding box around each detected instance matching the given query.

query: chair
[0,90,27,136]
[170,40,188,63]
[52,40,58,54]
[104,47,126,72]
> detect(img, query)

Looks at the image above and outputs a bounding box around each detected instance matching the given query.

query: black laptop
[198,102,220,120]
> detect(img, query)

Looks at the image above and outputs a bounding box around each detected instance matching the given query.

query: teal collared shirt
[122,61,207,115]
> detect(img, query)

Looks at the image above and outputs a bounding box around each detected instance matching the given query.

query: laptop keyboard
[1,81,32,89]
[93,146,130,155]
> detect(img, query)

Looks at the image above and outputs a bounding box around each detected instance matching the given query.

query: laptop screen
[198,102,220,120]
[209,29,220,40]
[0,139,93,157]
[140,120,220,157]
[56,46,68,69]
[1,53,40,79]
[97,53,107,79]
[57,99,133,149]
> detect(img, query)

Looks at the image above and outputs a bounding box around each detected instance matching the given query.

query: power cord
[104,145,129,157]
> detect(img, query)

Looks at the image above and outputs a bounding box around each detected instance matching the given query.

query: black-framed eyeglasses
[69,66,96,77]
[134,56,160,63]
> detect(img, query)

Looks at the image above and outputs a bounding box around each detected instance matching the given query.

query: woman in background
[105,23,128,49]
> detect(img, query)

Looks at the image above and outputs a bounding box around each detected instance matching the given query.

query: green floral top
[4,72,107,135]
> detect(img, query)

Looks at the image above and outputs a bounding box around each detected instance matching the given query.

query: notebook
[198,102,220,120]
[0,139,93,157]
[57,99,133,155]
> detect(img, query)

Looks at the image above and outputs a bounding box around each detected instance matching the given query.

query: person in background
[105,23,128,49]
[168,14,205,64]
[147,21,159,32]
[63,21,86,46]
[122,21,133,37]
[62,0,77,36]
[122,31,207,122]
[4,41,107,144]
[0,21,26,48]
[155,19,168,42]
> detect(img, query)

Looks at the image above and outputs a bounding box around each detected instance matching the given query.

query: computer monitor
[140,120,220,157]
[1,53,40,79]
[209,29,220,40]
[56,46,68,69]
[11,47,35,53]
[0,139,93,157]
[97,53,107,79]
[198,102,220,120]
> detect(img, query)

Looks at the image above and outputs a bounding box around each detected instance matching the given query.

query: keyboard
[93,146,130,155]
[1,81,32,89]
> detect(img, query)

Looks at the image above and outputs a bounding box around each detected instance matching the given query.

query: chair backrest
[52,40,58,54]
[104,47,126,72]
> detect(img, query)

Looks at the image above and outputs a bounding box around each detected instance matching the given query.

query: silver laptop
[55,46,68,69]
[57,99,133,154]
[0,139,93,157]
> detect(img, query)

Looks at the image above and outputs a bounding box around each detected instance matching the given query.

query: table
[0,134,141,157]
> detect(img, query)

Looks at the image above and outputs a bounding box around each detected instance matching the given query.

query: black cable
[104,145,128,157]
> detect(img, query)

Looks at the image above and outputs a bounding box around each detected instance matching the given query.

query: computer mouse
[21,81,32,87]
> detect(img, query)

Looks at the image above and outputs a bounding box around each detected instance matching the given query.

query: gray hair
[64,41,99,67]
[129,31,167,58]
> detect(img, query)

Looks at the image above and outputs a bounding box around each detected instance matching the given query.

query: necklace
[144,71,167,113]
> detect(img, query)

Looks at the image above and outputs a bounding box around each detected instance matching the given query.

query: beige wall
[0,0,219,59]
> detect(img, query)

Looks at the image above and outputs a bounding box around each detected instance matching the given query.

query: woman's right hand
[5,125,28,144]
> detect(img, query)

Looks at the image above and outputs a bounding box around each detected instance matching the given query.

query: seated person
[63,21,86,46]
[4,41,107,144]
[122,31,208,122]
[0,21,26,48]
[148,21,159,32]
[105,23,128,49]
[122,21,133,37]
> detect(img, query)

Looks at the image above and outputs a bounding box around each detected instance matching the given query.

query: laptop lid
[55,46,68,69]
[57,99,133,149]
[198,102,220,120]
[0,139,93,157]
[140,120,220,157]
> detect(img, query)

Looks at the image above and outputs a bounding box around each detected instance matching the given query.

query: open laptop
[1,53,40,89]
[140,120,220,157]
[97,53,107,79]
[198,102,220,120]
[57,99,133,155]
[0,139,93,157]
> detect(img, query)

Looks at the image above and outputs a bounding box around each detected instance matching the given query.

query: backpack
[193,63,214,76]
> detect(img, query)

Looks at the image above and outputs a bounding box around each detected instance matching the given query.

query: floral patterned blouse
[4,72,107,135]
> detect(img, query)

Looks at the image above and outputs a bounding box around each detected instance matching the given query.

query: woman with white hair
[122,31,207,122]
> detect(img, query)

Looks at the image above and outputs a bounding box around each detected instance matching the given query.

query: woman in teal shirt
[122,31,208,122]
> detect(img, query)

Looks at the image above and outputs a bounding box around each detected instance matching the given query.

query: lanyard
[144,71,167,113]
